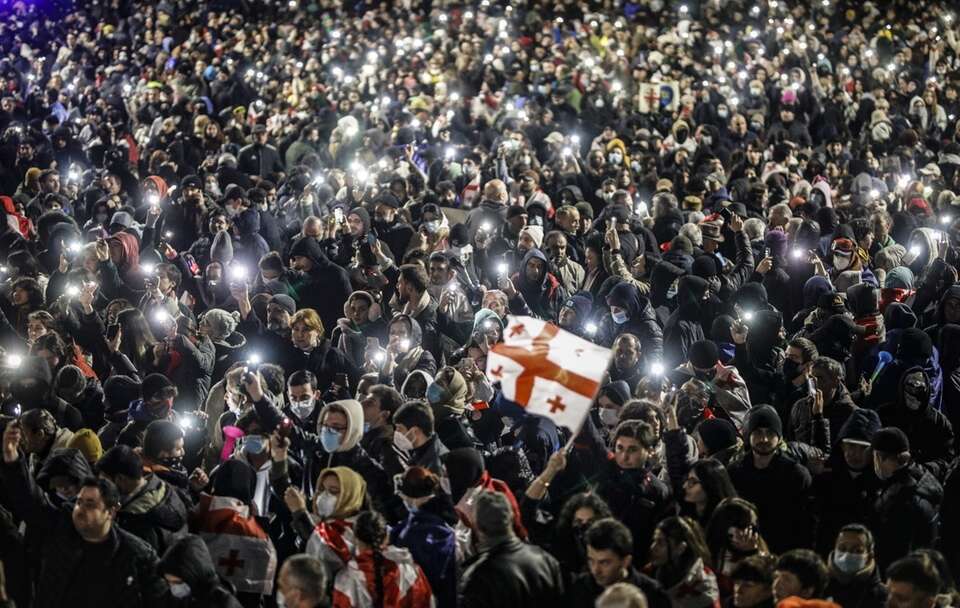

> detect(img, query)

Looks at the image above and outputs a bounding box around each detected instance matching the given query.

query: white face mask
[314,491,338,519]
[394,429,415,452]
[833,253,852,271]
[290,397,315,420]
[599,407,619,428]
[170,582,191,599]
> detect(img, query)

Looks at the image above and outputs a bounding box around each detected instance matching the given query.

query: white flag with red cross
[485,316,611,431]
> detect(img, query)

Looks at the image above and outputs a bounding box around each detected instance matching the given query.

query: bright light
[248,352,262,366]
[909,245,922,256]
[313,174,325,185]
[68,241,83,253]
[445,146,456,160]
[791,248,805,259]
[481,222,492,232]
[585,322,598,334]
[562,146,572,157]
[869,189,879,199]
[154,310,171,323]
[497,262,508,275]
[6,355,22,369]
[399,339,411,350]
[898,175,911,189]
[611,80,623,93]
[571,134,581,145]
[449,92,460,102]
[142,263,156,276]
[941,215,952,226]
[230,265,248,281]
[65,285,80,297]
[164,231,174,239]
[743,311,755,321]
[374,352,385,363]
[651,362,665,376]
[679,4,688,13]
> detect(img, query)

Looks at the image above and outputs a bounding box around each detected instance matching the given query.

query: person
[786,356,858,448]
[884,554,942,608]
[596,420,674,563]
[158,535,244,608]
[459,490,564,607]
[277,554,329,608]
[868,428,942,572]
[597,583,652,608]
[393,400,448,475]
[391,466,458,608]
[18,407,75,477]
[0,421,169,608]
[772,550,829,605]
[823,524,888,608]
[646,516,721,608]
[96,444,188,553]
[680,459,738,529]
[726,406,813,554]
[566,517,670,608]
[331,510,434,607]
[729,555,777,608]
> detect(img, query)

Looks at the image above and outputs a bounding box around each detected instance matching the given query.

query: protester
[2,0,960,603]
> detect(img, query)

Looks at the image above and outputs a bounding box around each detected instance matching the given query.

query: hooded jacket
[663,276,709,367]
[157,535,243,608]
[876,366,955,481]
[509,248,566,321]
[598,281,664,361]
[116,473,188,555]
[870,461,943,572]
[288,235,353,332]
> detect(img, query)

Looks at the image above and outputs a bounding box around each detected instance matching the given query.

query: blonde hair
[596,583,649,608]
[291,308,325,338]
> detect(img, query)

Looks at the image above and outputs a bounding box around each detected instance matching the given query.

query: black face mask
[159,456,185,473]
[782,359,802,383]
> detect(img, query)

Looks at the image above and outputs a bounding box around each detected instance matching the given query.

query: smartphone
[277,416,294,438]
[764,247,771,258]
[334,208,344,224]
[107,324,120,341]
[182,253,201,276]
[719,207,733,223]
[366,232,377,247]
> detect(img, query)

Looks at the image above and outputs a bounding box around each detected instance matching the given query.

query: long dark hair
[355,510,388,608]
[685,458,737,522]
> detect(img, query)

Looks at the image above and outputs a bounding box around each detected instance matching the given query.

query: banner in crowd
[485,316,611,432]
[638,81,681,113]
[194,495,278,595]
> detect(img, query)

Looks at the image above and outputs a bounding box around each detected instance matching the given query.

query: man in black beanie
[868,427,941,573]
[728,405,814,554]
[676,339,752,428]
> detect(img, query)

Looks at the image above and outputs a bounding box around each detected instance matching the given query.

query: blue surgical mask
[611,310,629,325]
[242,435,266,455]
[320,427,342,452]
[426,383,447,405]
[363,422,370,434]
[833,551,868,574]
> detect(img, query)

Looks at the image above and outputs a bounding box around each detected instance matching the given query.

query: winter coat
[465,199,508,240]
[0,458,169,608]
[289,235,353,333]
[595,463,674,564]
[876,366,955,481]
[824,568,888,608]
[649,558,721,608]
[870,462,942,573]
[663,276,710,367]
[116,474,189,555]
[727,451,814,554]
[508,248,567,321]
[391,494,459,608]
[787,385,858,449]
[237,142,284,179]
[459,537,565,608]
[597,281,665,364]
[157,535,244,608]
[565,567,671,608]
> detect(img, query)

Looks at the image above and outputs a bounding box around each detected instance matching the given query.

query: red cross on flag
[486,316,612,431]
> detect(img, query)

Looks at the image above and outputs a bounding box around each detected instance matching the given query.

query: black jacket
[870,462,942,573]
[597,281,664,364]
[0,458,169,608]
[116,474,189,555]
[596,463,674,563]
[157,535,244,608]
[565,566,671,608]
[288,236,353,333]
[459,537,565,608]
[824,568,888,608]
[728,451,814,554]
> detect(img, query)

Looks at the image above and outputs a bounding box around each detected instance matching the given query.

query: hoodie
[510,248,565,321]
[598,282,664,363]
[158,535,240,605]
[876,366,955,481]
[288,235,353,332]
[663,276,709,367]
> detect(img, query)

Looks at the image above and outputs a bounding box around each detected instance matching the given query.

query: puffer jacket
[597,281,664,364]
[116,474,189,554]
[870,462,942,573]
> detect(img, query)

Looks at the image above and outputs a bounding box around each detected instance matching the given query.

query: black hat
[223,185,246,202]
[506,206,528,219]
[142,373,175,401]
[97,445,143,479]
[374,192,401,210]
[898,328,933,361]
[696,418,739,454]
[689,340,720,369]
[692,255,719,279]
[269,294,296,315]
[871,427,910,454]
[103,375,141,415]
[744,404,783,438]
[181,174,202,189]
[251,123,267,134]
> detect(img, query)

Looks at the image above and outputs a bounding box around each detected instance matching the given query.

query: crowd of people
[2,0,960,606]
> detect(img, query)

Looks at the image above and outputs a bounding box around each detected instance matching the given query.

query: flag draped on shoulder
[306,518,357,570]
[332,546,436,608]
[485,316,612,431]
[191,494,278,595]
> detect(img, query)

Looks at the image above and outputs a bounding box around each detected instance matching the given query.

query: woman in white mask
[282,466,368,576]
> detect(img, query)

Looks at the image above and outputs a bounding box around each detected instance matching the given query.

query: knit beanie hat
[55,365,87,402]
[67,429,103,464]
[692,255,719,279]
[201,308,240,342]
[142,373,176,401]
[884,266,915,290]
[689,340,720,369]
[744,405,783,439]
[519,225,544,248]
[696,418,739,454]
[103,375,142,415]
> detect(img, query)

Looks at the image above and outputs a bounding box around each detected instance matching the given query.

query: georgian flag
[192,495,278,595]
[332,546,436,608]
[485,316,611,432]
[306,518,357,570]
